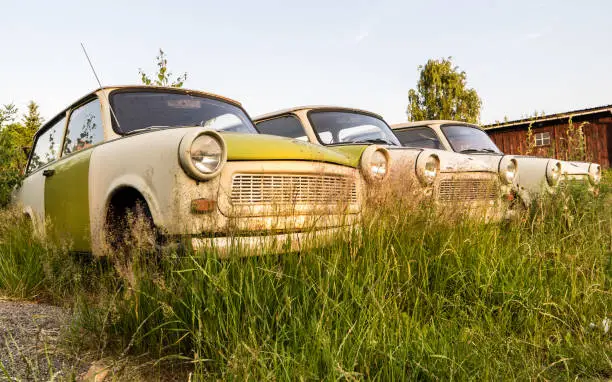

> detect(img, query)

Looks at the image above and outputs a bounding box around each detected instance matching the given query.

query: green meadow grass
[0,174,610,380]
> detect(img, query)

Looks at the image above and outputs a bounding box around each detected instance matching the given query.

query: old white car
[254,106,520,220]
[14,86,365,256]
[391,120,601,205]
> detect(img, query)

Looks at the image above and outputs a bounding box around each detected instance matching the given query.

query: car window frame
[254,114,309,141]
[61,96,104,158]
[305,108,399,146]
[440,123,503,154]
[25,114,69,175]
[394,126,443,149]
[108,88,257,135]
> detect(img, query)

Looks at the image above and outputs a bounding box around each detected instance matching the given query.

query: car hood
[221,133,358,168]
[397,147,497,173]
[326,144,496,173]
[559,160,590,175]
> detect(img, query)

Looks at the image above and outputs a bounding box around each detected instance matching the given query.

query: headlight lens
[547,161,562,186]
[588,163,601,185]
[191,134,223,174]
[421,155,439,185]
[501,159,517,184]
[369,150,388,180]
[179,130,227,181]
[361,147,390,183]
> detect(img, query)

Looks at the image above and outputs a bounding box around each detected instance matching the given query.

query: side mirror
[21,146,31,156]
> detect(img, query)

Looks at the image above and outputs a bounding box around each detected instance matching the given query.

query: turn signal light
[191,198,216,214]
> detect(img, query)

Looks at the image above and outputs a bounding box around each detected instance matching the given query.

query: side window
[27,117,66,173]
[256,115,309,141]
[534,132,551,147]
[63,99,104,155]
[394,127,442,149]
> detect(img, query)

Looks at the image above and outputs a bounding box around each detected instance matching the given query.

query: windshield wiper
[353,138,396,145]
[459,148,499,154]
[123,126,169,136]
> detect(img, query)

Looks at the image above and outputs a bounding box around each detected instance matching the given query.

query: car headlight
[546,160,562,186]
[416,153,439,186]
[588,163,601,185]
[179,130,227,181]
[499,158,518,185]
[360,146,390,183]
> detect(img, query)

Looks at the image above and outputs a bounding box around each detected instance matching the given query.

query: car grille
[230,174,358,205]
[436,178,498,203]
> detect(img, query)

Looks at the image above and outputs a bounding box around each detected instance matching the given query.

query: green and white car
[390,120,601,205]
[254,106,520,221]
[13,86,365,256]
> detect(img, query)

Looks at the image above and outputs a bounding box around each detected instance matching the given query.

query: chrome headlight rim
[499,157,518,185]
[588,163,601,185]
[360,146,391,183]
[179,129,227,181]
[546,160,562,187]
[416,152,440,186]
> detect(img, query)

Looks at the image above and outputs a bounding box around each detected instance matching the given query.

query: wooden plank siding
[487,115,611,168]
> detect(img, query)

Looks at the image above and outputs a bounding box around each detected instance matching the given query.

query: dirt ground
[0,299,87,381]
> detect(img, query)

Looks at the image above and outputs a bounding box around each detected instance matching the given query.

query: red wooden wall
[487,115,611,168]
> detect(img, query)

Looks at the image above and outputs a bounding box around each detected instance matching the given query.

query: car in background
[13,87,365,257]
[390,120,601,205]
[254,106,520,221]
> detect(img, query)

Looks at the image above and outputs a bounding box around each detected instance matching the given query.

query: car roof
[32,85,244,139]
[391,120,479,129]
[254,105,385,122]
[94,85,241,107]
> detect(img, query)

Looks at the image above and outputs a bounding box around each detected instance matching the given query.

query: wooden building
[483,105,612,168]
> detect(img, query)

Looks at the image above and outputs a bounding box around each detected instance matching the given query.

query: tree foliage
[139,49,187,88]
[407,57,481,123]
[0,103,18,129]
[0,102,42,207]
[21,101,43,132]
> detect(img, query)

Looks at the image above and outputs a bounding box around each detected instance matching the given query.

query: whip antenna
[80,42,121,128]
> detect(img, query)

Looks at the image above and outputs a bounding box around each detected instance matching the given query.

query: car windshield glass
[308,111,401,146]
[394,127,443,149]
[441,125,502,154]
[111,91,257,134]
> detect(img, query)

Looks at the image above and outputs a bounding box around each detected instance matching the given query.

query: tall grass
[0,210,46,299]
[0,175,610,380]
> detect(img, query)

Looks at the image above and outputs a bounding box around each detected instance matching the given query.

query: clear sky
[1,0,610,126]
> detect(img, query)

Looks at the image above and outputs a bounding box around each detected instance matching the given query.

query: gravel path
[0,299,86,381]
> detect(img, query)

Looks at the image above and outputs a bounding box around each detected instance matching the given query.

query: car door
[44,98,104,252]
[17,116,67,236]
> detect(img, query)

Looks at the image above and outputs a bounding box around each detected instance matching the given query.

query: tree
[0,103,18,129]
[0,102,43,207]
[139,49,187,88]
[407,57,481,123]
[21,101,43,133]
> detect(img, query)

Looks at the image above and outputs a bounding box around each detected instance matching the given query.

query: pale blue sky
[1,0,610,125]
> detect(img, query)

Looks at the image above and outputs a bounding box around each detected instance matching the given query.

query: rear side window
[394,127,442,149]
[256,115,309,141]
[63,99,104,155]
[28,117,66,173]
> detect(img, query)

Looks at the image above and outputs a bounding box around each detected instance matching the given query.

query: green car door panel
[45,149,92,252]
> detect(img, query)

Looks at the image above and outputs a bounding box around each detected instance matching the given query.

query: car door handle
[42,169,55,177]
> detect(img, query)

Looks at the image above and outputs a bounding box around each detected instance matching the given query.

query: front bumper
[191,225,356,257]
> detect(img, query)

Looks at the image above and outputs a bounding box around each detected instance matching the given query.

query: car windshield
[441,124,502,154]
[308,111,401,146]
[110,91,258,134]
